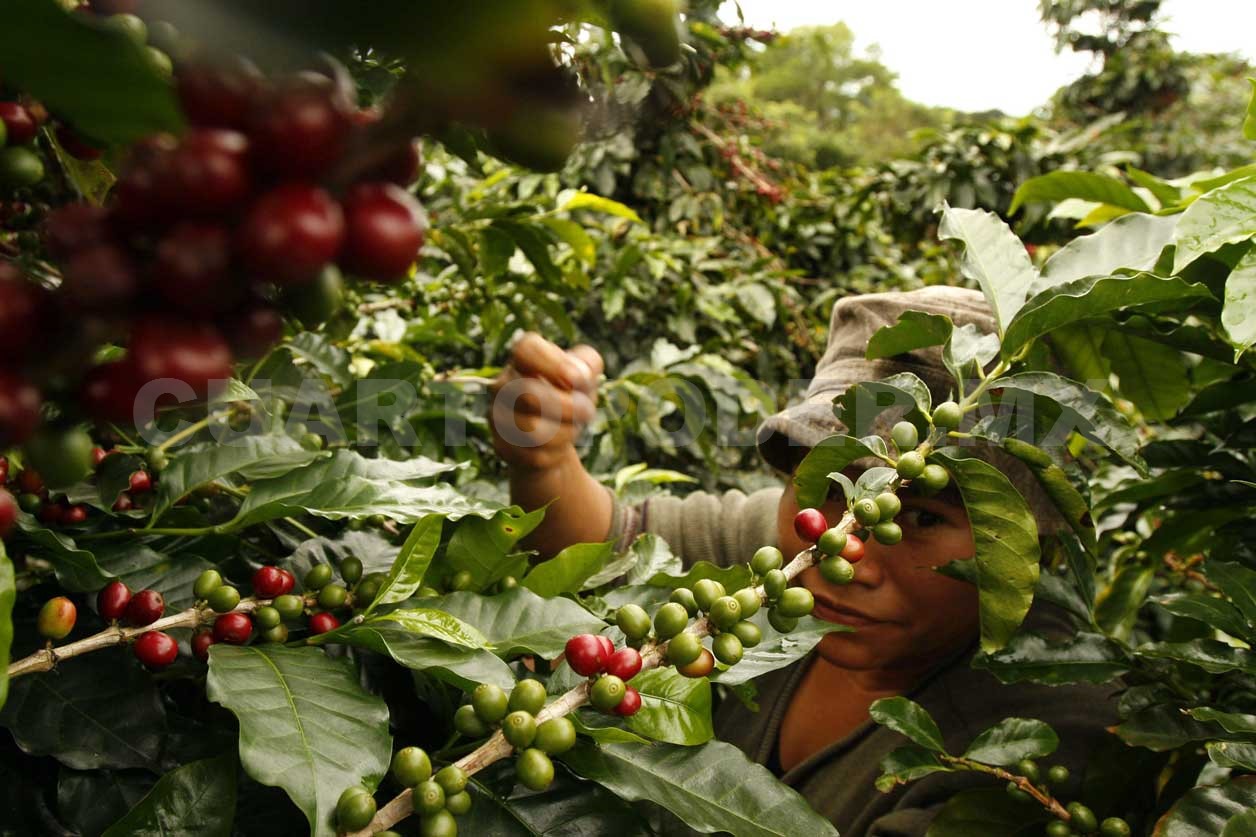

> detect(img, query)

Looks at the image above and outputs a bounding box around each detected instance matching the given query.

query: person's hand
[489,333,603,472]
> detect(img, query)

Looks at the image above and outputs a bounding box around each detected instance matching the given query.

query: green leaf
[558,191,643,222]
[1173,175,1256,273]
[479,225,515,278]
[938,206,1038,335]
[834,373,933,435]
[985,372,1144,472]
[1222,245,1256,359]
[58,769,156,837]
[284,332,352,387]
[710,614,844,686]
[561,740,838,837]
[459,762,655,836]
[1154,593,1254,643]
[932,451,1040,653]
[866,311,953,359]
[0,0,181,144]
[318,607,488,650]
[1209,741,1256,773]
[14,514,112,592]
[1126,168,1183,208]
[1205,562,1256,632]
[95,544,214,612]
[570,710,653,745]
[101,753,236,837]
[334,627,514,690]
[206,646,392,837]
[869,697,946,752]
[627,666,714,745]
[793,435,887,510]
[874,746,952,792]
[230,450,493,528]
[365,514,443,613]
[1010,171,1151,215]
[962,718,1058,765]
[1187,707,1256,735]
[1001,273,1212,360]
[1038,213,1178,293]
[1136,640,1256,676]
[540,217,596,265]
[445,505,546,588]
[151,435,324,522]
[523,541,614,596]
[1104,331,1193,421]
[0,648,164,769]
[1244,78,1256,141]
[1154,776,1256,837]
[0,543,12,712]
[973,632,1130,685]
[943,323,1000,382]
[926,787,1046,837]
[417,588,607,658]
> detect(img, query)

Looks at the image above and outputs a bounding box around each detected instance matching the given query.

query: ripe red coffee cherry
[17,466,44,495]
[128,316,234,398]
[125,589,165,626]
[339,182,425,282]
[613,685,642,717]
[128,470,152,494]
[39,502,64,525]
[793,508,828,543]
[165,129,252,216]
[133,630,178,669]
[55,124,103,160]
[276,568,296,596]
[605,647,643,682]
[595,635,615,660]
[112,492,134,512]
[0,370,41,447]
[252,565,288,599]
[220,302,284,359]
[564,634,608,676]
[42,203,111,260]
[91,447,108,467]
[249,73,352,178]
[63,505,89,525]
[61,244,139,311]
[191,629,215,662]
[308,611,340,634]
[151,222,239,313]
[368,140,422,186]
[97,580,132,621]
[0,103,37,145]
[237,183,345,285]
[0,268,52,358]
[212,611,253,644]
[177,56,266,130]
[0,489,17,539]
[842,533,865,563]
[80,360,144,424]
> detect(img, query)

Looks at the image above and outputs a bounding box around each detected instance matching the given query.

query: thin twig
[943,756,1070,821]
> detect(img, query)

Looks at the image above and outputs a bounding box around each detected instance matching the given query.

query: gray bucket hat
[755,285,1065,534]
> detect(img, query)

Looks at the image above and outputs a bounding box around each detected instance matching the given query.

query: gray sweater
[607,485,1122,837]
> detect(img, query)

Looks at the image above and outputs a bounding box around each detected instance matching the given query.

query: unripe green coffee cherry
[732,587,760,619]
[1045,821,1071,837]
[767,608,798,633]
[933,400,962,429]
[654,602,689,640]
[891,420,918,451]
[692,578,725,612]
[750,545,783,575]
[534,716,577,755]
[1046,765,1070,785]
[392,746,432,787]
[379,831,403,837]
[616,603,651,641]
[873,522,903,545]
[420,810,457,837]
[590,675,626,712]
[502,710,538,748]
[497,575,519,592]
[336,787,376,831]
[304,564,333,590]
[666,632,703,666]
[207,585,240,613]
[516,748,554,791]
[763,569,787,601]
[435,765,468,795]
[340,556,363,585]
[472,683,509,724]
[449,570,475,592]
[193,569,223,599]
[1005,781,1031,802]
[670,587,699,616]
[254,605,281,630]
[731,620,762,648]
[852,498,880,526]
[817,528,847,557]
[820,556,856,585]
[776,587,814,618]
[918,464,950,493]
[1099,817,1131,837]
[445,790,472,815]
[874,493,901,520]
[318,583,348,610]
[896,451,926,479]
[708,595,741,630]
[273,594,304,621]
[454,704,489,738]
[509,679,548,715]
[262,624,289,643]
[415,779,445,815]
[146,448,169,472]
[712,632,743,665]
[355,578,382,605]
[1016,758,1039,783]
[1067,802,1097,833]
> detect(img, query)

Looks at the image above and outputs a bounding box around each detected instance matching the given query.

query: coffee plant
[2,0,1256,834]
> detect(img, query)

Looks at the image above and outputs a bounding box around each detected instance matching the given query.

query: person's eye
[901,509,945,529]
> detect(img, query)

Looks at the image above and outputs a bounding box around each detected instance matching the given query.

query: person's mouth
[812,595,884,628]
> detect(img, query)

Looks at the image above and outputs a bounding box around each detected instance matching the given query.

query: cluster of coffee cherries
[1007,760,1129,836]
[565,633,645,713]
[791,507,867,586]
[32,581,174,668]
[891,418,953,492]
[457,679,575,794]
[336,746,473,836]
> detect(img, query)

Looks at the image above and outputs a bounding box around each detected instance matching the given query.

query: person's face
[776,466,979,676]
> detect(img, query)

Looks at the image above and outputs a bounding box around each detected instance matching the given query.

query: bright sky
[718,0,1256,115]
